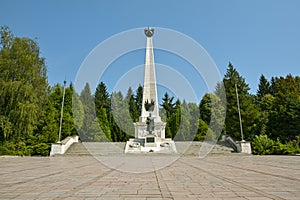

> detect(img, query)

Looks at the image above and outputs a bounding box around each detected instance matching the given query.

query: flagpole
[58,80,66,143]
[235,82,244,141]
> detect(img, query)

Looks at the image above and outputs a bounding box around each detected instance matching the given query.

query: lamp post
[235,82,244,141]
[58,80,66,143]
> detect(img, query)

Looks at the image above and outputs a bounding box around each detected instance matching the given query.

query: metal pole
[58,80,66,143]
[235,83,244,141]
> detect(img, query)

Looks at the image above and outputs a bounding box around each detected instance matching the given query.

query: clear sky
[1,0,300,101]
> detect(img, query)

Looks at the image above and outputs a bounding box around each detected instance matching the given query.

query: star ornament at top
[144,27,154,37]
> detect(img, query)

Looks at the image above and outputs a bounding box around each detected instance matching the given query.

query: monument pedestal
[125,138,177,153]
[133,121,166,139]
[125,121,177,153]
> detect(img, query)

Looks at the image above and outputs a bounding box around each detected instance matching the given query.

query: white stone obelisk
[140,27,161,123]
[125,28,176,153]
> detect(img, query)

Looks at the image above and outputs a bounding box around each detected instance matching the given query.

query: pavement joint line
[179,159,286,200]
[54,167,115,198]
[1,171,65,188]
[0,158,52,175]
[246,159,300,171]
[1,155,299,199]
[205,157,300,182]
[0,158,98,176]
[2,159,103,193]
[154,169,173,199]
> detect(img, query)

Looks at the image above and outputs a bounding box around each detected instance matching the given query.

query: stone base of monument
[237,140,252,154]
[125,137,177,153]
[126,121,177,153]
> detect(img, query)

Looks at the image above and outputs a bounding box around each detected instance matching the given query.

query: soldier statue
[146,113,155,133]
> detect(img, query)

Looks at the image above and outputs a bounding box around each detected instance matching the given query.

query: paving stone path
[0,154,299,199]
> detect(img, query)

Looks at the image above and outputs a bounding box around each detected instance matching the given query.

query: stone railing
[223,135,252,154]
[225,136,241,153]
[49,135,79,156]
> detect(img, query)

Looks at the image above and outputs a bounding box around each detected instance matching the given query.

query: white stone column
[140,34,161,122]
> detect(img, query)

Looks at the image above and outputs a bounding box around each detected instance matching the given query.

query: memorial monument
[125,27,177,153]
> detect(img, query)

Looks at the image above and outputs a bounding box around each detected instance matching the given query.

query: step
[63,142,125,156]
[62,141,234,156]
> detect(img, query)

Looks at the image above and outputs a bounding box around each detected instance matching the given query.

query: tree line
[219,64,300,154]
[0,26,299,156]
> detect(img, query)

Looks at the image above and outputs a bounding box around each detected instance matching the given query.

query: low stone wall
[49,136,79,156]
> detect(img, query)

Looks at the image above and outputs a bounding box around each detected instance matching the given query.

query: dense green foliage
[1,27,299,156]
[219,63,300,154]
[220,63,260,140]
[0,26,50,155]
[252,135,300,155]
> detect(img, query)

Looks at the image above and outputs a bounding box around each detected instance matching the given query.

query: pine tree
[195,119,208,141]
[174,100,196,141]
[94,82,111,141]
[135,85,143,117]
[270,77,277,95]
[187,102,200,140]
[199,93,212,125]
[110,91,132,141]
[72,91,84,131]
[36,94,59,143]
[41,84,77,141]
[36,85,61,144]
[61,85,77,139]
[198,93,225,141]
[268,75,300,141]
[161,92,175,118]
[95,82,110,110]
[170,99,181,139]
[223,62,260,140]
[79,83,97,141]
[257,74,271,98]
[125,87,139,122]
[160,92,181,139]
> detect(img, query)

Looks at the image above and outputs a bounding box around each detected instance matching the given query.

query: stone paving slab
[0,155,299,199]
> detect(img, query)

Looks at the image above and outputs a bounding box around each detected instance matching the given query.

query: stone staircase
[62,142,89,156]
[175,142,234,155]
[61,141,234,156]
[63,142,125,156]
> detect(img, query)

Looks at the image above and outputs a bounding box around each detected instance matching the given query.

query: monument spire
[140,27,161,122]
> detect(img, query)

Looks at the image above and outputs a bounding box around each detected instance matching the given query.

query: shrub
[252,134,300,155]
[31,143,50,156]
[278,140,300,155]
[252,135,275,155]
[0,146,11,155]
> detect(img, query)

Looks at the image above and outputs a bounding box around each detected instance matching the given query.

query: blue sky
[1,0,300,101]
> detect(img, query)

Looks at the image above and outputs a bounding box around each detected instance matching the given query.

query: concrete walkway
[0,154,299,199]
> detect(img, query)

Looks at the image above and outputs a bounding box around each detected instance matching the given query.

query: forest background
[0,26,299,156]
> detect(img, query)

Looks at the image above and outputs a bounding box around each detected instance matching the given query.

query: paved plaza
[0,153,299,200]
